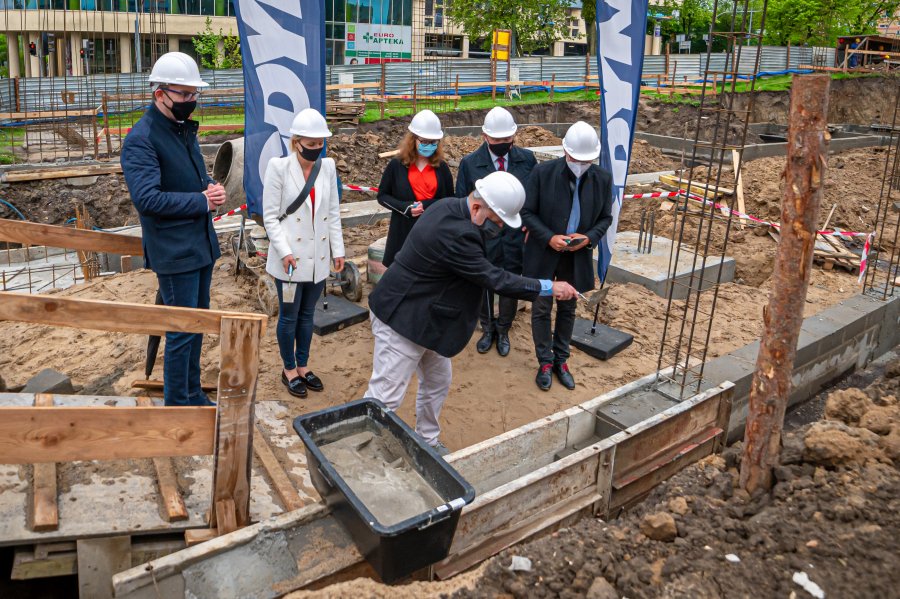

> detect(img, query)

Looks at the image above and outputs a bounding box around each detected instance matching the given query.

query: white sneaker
[431,441,451,457]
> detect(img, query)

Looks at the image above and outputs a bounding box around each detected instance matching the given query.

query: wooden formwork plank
[434,487,600,580]
[209,316,262,529]
[253,428,306,512]
[0,406,216,464]
[0,217,143,256]
[0,292,267,337]
[215,499,238,535]
[448,445,605,557]
[31,393,58,532]
[76,535,132,599]
[136,397,189,522]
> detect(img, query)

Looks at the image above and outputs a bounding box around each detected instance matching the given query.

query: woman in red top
[377,109,454,267]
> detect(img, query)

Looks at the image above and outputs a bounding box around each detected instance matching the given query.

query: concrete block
[729,340,760,366]
[595,390,677,438]
[22,369,75,395]
[699,354,755,399]
[876,296,900,356]
[570,320,633,360]
[602,232,735,300]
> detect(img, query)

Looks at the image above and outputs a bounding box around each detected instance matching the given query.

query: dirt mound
[1,174,137,228]
[441,361,900,599]
[629,139,678,173]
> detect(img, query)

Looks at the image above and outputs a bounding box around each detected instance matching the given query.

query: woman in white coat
[263,108,345,398]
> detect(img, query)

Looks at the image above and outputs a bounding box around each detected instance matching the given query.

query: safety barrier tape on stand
[213,204,247,221]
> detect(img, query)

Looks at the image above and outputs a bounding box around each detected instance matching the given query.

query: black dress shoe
[281,371,308,398]
[476,330,495,354]
[535,364,553,391]
[496,331,510,357]
[553,363,576,390]
[302,371,324,392]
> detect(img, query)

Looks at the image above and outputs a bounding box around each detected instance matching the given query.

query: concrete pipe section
[212,137,246,213]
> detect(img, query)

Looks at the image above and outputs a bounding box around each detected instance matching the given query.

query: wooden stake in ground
[739,75,831,494]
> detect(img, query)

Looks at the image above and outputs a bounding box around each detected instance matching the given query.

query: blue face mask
[417,142,438,157]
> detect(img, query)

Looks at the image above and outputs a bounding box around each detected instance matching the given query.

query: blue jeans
[276,278,325,370]
[157,264,213,406]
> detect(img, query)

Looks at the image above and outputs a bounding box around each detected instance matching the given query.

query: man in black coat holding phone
[521,121,614,392]
[365,171,577,455]
[456,107,537,357]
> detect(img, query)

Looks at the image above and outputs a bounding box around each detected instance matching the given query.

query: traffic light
[28,41,36,56]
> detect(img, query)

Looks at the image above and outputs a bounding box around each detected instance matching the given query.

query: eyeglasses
[160,88,200,101]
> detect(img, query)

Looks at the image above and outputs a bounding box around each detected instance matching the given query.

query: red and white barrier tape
[337,181,873,239]
[213,204,247,221]
[858,232,876,283]
[343,184,379,193]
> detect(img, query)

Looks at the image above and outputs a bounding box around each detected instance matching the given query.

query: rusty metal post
[739,75,831,494]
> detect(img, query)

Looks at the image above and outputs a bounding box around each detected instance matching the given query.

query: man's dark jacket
[377,157,454,268]
[455,143,537,272]
[521,158,613,292]
[369,197,543,358]
[121,103,220,276]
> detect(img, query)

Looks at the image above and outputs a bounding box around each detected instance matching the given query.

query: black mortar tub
[293,398,475,583]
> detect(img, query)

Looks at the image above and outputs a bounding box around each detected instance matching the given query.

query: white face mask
[567,160,590,179]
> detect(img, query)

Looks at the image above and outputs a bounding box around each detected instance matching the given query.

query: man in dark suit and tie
[521,121,614,392]
[456,107,537,357]
[365,171,577,455]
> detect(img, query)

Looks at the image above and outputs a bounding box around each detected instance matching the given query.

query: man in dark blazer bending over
[365,171,577,455]
[456,107,537,357]
[521,121,614,392]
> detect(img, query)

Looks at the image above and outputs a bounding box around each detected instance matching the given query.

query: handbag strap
[278,158,322,222]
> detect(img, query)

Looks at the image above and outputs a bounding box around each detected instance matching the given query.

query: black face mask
[299,145,323,162]
[478,218,502,239]
[169,99,196,122]
[489,141,513,157]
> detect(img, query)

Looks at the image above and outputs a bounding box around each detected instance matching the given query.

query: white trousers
[365,314,452,446]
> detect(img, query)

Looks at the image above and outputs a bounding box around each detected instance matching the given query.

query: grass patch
[360,88,599,123]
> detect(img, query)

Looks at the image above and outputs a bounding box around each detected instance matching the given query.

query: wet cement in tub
[319,420,445,527]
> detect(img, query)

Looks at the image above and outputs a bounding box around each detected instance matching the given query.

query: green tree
[192,16,242,69]
[582,0,596,56]
[764,0,900,46]
[447,0,576,55]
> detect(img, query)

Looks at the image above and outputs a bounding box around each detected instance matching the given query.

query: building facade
[1,0,587,77]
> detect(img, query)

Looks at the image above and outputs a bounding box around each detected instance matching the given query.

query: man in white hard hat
[121,52,226,407]
[521,121,613,392]
[456,107,537,357]
[365,171,578,455]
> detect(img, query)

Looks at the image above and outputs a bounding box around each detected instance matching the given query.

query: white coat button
[323,217,327,221]
[321,256,325,260]
[296,217,301,222]
[296,237,301,241]
[321,236,326,240]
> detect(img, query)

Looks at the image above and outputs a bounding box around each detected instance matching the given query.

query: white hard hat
[474,171,526,229]
[482,106,518,138]
[408,109,443,140]
[148,52,208,88]
[289,108,332,138]
[562,121,601,161]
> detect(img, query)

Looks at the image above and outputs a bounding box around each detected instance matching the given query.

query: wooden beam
[31,393,59,532]
[0,292,267,337]
[253,428,306,512]
[133,380,217,394]
[0,406,216,464]
[0,218,143,256]
[2,163,123,183]
[732,149,747,229]
[659,174,734,196]
[215,499,238,535]
[136,397,189,522]
[209,316,262,529]
[184,528,219,547]
[3,108,97,119]
[325,82,382,90]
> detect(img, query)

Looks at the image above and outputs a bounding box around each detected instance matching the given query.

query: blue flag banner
[233,0,326,217]
[595,0,649,282]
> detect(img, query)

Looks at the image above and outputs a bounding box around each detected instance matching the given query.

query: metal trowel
[283,265,297,303]
[578,287,609,307]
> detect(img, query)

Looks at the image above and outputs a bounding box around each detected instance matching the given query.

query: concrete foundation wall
[698,293,900,441]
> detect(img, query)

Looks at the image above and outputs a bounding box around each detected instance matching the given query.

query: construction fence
[0,45,835,165]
